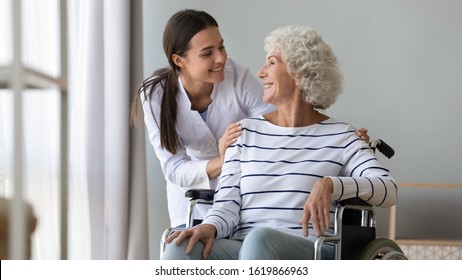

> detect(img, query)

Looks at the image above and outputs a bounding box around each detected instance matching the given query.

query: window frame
[1,0,68,260]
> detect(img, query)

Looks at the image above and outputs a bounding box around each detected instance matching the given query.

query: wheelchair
[160,139,407,260]
[161,191,407,260]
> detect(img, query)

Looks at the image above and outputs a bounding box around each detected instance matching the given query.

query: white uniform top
[141,58,274,227]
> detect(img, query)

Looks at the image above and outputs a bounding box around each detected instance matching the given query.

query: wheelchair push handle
[370,139,395,159]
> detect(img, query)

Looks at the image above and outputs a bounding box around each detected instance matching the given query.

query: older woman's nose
[257,65,266,78]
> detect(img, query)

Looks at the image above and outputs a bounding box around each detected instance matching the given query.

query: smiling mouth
[263,83,274,89]
[210,67,223,72]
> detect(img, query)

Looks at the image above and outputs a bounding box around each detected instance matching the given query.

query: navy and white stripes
[202,116,397,240]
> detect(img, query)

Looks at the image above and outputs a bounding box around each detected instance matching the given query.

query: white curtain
[68,0,147,259]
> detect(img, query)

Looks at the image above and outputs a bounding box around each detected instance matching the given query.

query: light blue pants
[162,227,335,260]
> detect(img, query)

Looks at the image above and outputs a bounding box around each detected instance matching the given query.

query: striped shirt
[202,115,397,241]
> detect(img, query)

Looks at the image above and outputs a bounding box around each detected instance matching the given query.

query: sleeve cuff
[327,176,344,201]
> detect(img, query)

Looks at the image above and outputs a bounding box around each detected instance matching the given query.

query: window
[0,0,67,259]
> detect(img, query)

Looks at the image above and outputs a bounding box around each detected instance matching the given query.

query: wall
[142,0,462,259]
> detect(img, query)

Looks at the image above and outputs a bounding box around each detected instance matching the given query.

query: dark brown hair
[130,9,219,154]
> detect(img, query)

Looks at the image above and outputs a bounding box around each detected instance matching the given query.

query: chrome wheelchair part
[159,227,174,259]
[185,189,215,228]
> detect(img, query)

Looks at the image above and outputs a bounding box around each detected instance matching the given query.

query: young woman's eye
[219,45,226,50]
[201,51,212,57]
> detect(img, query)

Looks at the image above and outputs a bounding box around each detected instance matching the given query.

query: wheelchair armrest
[338,198,376,227]
[185,189,215,200]
[184,189,215,228]
[338,197,371,207]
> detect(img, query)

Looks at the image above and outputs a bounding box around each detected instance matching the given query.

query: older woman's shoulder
[238,115,269,127]
[319,117,358,133]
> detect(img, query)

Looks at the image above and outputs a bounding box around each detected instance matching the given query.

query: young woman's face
[176,26,227,85]
[257,48,298,105]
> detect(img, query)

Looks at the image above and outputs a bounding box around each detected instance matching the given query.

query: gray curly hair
[264,26,343,109]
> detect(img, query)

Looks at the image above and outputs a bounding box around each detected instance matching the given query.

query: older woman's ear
[294,75,302,87]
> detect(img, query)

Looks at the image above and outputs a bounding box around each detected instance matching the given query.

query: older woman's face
[257,48,298,105]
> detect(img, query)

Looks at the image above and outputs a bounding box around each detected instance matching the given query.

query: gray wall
[142,0,462,259]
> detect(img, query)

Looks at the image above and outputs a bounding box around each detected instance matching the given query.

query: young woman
[131,10,370,228]
[130,9,272,227]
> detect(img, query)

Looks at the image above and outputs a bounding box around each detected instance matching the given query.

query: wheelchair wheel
[359,238,408,260]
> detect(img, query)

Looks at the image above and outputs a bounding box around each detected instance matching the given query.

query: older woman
[162,25,397,260]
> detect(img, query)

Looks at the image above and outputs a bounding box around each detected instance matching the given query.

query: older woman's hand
[300,177,333,237]
[165,224,217,259]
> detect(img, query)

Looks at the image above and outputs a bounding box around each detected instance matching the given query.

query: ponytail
[130,67,180,154]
